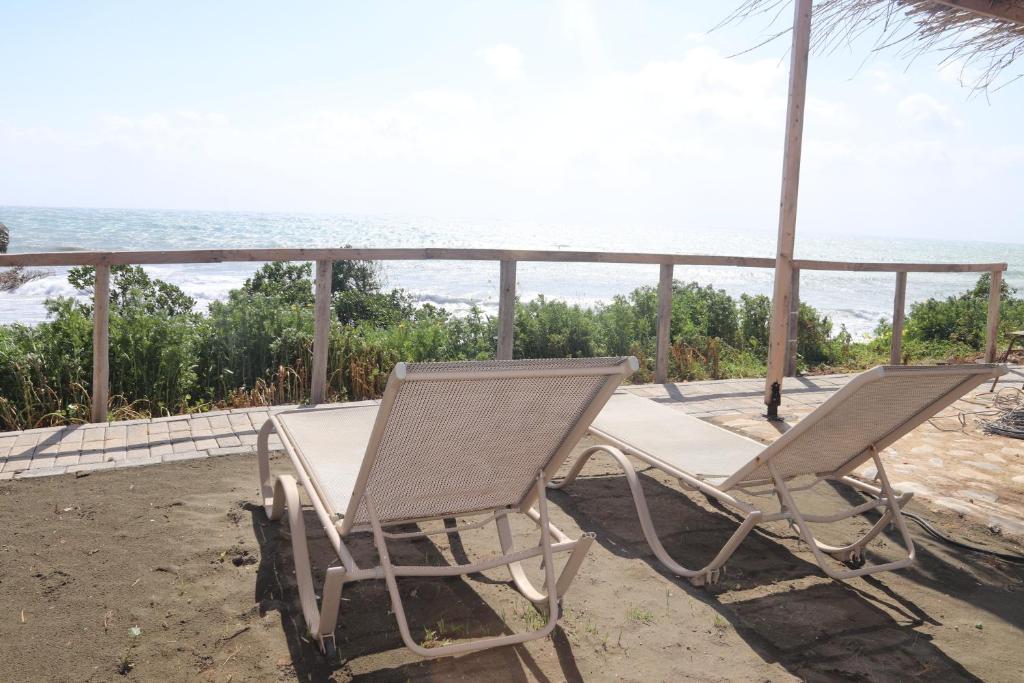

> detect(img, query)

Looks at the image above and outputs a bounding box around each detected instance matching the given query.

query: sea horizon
[2,205,1022,337]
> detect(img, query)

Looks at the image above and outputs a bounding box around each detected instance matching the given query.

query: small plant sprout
[626,605,656,625]
[117,625,142,675]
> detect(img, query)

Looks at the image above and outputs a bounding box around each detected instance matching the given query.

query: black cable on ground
[898,508,1024,564]
[981,406,1024,439]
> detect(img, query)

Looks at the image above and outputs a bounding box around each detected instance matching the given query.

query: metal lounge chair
[256,356,638,658]
[552,364,1005,586]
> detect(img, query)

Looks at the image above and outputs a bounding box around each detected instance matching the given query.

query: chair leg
[557,445,761,586]
[267,474,343,654]
[256,419,277,516]
[769,453,916,580]
[495,507,595,603]
[364,475,562,658]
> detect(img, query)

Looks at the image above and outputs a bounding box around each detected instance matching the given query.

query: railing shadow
[549,468,988,681]
[247,504,582,682]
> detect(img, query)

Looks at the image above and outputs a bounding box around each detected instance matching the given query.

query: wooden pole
[765,0,813,414]
[310,260,332,404]
[890,272,907,365]
[91,265,110,423]
[497,260,517,360]
[655,263,674,383]
[985,270,1003,363]
[785,268,800,376]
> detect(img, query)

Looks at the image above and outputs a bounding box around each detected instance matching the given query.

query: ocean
[1,206,1021,338]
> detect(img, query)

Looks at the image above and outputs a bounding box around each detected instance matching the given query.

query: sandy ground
[2,440,1023,682]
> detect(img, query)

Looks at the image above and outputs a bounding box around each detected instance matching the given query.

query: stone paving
[1,365,1022,537]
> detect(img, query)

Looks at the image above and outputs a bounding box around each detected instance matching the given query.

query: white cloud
[481,44,524,80]
[559,0,605,70]
[897,93,962,127]
[866,67,895,94]
[2,44,1018,242]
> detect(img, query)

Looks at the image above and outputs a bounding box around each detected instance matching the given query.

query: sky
[1,0,1022,242]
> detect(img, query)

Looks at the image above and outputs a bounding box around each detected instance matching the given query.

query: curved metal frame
[258,418,596,658]
[551,443,914,585]
[551,445,761,586]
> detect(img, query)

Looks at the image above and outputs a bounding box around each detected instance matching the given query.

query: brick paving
[1,366,1021,537]
[0,407,282,480]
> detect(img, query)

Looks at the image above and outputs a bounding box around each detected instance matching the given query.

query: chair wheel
[841,550,866,569]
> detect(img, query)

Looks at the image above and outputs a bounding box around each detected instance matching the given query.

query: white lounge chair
[552,364,1005,586]
[256,356,637,658]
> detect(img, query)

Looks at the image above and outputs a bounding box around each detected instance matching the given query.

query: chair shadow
[824,479,1024,632]
[246,504,582,682]
[550,470,987,681]
[552,470,824,590]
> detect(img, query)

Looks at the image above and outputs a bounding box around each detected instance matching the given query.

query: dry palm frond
[725,1,1024,91]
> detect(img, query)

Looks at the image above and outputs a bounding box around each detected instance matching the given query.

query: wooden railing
[0,248,1008,423]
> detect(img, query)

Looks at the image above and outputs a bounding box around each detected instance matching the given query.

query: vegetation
[0,260,1020,431]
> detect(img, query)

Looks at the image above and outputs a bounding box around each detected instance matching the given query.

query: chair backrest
[340,356,637,533]
[722,364,1005,488]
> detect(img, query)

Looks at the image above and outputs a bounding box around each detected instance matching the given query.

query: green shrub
[514,296,601,359]
[2,263,1008,431]
[739,294,771,356]
[905,274,1023,350]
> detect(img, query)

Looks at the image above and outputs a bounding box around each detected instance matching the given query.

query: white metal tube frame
[257,420,595,658]
[550,443,914,586]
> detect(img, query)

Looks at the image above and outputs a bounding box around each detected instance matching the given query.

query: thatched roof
[728,1,1024,90]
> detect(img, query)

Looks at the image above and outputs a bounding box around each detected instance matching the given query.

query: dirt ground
[2,438,1023,682]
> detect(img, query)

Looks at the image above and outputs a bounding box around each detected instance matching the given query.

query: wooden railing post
[890,271,907,365]
[784,268,800,377]
[310,259,332,404]
[985,269,1003,363]
[91,265,110,423]
[497,260,516,360]
[655,263,673,383]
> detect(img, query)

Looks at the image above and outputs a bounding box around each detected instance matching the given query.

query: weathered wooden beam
[793,259,1005,273]
[91,265,110,423]
[785,268,800,377]
[0,247,1006,275]
[765,0,812,410]
[985,270,1003,363]
[890,272,908,365]
[310,260,332,404]
[655,263,674,383]
[497,260,516,360]
[0,248,776,269]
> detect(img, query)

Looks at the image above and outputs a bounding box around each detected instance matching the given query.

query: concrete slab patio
[2,365,1022,539]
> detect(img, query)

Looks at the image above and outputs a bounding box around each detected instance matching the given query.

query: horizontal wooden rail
[790,259,1007,273]
[0,247,1008,274]
[0,246,1007,422]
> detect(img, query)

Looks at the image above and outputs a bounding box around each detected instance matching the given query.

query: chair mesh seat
[275,403,380,516]
[590,392,764,480]
[738,368,987,484]
[272,357,633,530]
[405,357,626,373]
[351,372,608,525]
